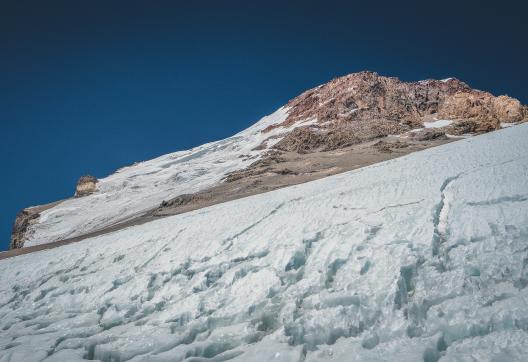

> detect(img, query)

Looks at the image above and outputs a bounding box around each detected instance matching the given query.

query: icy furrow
[0,124,527,361]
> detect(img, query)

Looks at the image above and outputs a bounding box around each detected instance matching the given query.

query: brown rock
[264,72,525,153]
[273,127,328,153]
[446,119,500,136]
[372,140,410,153]
[10,209,40,249]
[273,120,408,154]
[75,175,98,197]
[222,150,286,182]
[160,194,198,208]
[492,96,524,122]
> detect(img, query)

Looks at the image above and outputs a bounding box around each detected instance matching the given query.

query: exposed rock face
[10,175,96,248]
[9,200,63,249]
[446,119,499,136]
[372,140,410,153]
[438,93,524,123]
[264,72,526,152]
[159,194,197,208]
[75,175,98,197]
[10,209,40,249]
[223,150,285,182]
[274,120,407,154]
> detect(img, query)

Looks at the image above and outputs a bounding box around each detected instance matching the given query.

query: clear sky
[1,0,526,251]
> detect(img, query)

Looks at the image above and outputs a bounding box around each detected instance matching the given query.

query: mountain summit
[9,72,527,251]
[270,71,525,152]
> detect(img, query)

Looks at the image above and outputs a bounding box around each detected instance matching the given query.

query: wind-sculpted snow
[23,107,295,247]
[1,125,528,361]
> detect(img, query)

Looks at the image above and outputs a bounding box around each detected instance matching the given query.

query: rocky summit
[267,71,526,153]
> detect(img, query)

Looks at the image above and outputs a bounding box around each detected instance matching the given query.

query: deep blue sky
[1,0,526,251]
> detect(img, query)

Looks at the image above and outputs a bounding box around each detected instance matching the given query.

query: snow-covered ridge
[1,124,527,361]
[15,72,527,249]
[22,107,296,247]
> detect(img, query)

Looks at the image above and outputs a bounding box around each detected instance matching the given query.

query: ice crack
[467,194,528,206]
[431,173,463,259]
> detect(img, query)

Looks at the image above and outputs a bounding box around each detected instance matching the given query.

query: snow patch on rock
[424,119,453,128]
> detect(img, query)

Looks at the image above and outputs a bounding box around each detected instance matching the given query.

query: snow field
[0,124,527,361]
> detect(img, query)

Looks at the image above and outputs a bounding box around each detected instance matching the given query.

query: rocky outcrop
[75,175,98,197]
[446,119,499,136]
[159,194,198,208]
[10,174,96,248]
[372,140,410,153]
[263,72,526,152]
[223,150,285,182]
[9,200,63,249]
[10,209,40,249]
[438,93,524,123]
[273,120,407,153]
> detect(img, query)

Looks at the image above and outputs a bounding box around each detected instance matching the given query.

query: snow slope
[1,124,528,361]
[23,108,295,247]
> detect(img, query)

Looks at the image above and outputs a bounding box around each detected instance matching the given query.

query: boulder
[75,175,98,197]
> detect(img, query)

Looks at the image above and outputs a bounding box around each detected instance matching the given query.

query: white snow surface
[24,107,293,247]
[1,124,528,361]
[423,120,453,129]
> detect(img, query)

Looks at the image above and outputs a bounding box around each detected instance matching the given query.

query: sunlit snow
[1,125,527,361]
[423,120,453,128]
[24,107,294,247]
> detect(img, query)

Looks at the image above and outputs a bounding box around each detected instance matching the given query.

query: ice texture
[1,124,527,361]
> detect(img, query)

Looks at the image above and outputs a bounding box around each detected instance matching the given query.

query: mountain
[9,72,527,251]
[1,123,527,361]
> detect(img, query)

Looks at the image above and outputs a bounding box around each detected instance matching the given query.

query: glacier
[0,124,527,361]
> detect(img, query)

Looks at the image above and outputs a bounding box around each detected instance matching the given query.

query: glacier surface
[1,124,528,361]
